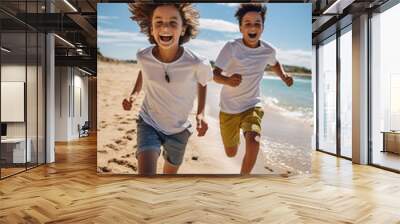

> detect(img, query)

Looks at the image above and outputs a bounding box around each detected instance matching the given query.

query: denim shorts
[136,116,192,166]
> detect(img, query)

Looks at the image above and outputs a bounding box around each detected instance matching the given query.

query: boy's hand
[122,96,134,111]
[282,74,293,87]
[196,115,208,137]
[226,74,242,87]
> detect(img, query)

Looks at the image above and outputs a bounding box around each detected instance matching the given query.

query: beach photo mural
[97,2,312,175]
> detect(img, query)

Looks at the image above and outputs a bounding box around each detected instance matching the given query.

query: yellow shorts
[219,107,264,148]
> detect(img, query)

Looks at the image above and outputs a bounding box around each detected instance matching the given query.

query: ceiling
[0,0,98,75]
[311,0,390,44]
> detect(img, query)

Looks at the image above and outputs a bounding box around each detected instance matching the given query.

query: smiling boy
[213,3,293,174]
[122,3,212,175]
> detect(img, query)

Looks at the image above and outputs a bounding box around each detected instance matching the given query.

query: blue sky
[98,3,311,68]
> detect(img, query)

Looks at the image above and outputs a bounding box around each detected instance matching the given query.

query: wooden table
[381,131,400,154]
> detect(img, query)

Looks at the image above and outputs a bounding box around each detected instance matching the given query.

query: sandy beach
[97,60,312,175]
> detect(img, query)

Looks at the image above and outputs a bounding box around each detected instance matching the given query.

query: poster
[97,2,312,175]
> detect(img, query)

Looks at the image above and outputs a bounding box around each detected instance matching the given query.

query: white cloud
[186,39,227,61]
[98,28,312,69]
[188,39,311,69]
[98,28,227,61]
[97,29,148,44]
[199,18,239,33]
[217,3,240,7]
[98,16,119,20]
[276,49,312,69]
[98,16,121,25]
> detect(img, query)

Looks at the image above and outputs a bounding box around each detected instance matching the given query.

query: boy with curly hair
[213,3,293,174]
[122,3,212,175]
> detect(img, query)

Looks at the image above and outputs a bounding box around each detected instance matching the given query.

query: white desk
[1,138,31,163]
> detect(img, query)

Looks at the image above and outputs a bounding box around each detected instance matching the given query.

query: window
[340,27,352,158]
[318,35,337,154]
[370,2,400,171]
[0,1,46,179]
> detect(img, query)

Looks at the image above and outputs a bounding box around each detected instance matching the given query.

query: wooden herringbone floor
[1,135,400,224]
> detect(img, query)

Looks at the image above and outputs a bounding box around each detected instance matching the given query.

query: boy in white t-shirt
[122,3,213,175]
[213,3,293,174]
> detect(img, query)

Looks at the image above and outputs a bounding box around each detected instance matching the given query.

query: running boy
[213,3,293,174]
[122,3,212,175]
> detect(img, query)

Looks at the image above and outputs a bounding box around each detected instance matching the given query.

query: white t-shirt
[137,46,213,135]
[215,39,278,114]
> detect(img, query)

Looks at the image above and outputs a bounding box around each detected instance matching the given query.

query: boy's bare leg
[138,151,159,175]
[225,146,238,157]
[163,161,179,174]
[241,131,260,175]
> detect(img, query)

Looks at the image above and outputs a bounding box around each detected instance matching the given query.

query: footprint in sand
[97,149,107,154]
[126,129,136,135]
[114,114,124,119]
[108,158,137,171]
[98,166,111,172]
[105,143,119,151]
[114,139,127,146]
[121,153,134,158]
[264,166,274,172]
[100,124,108,129]
[120,121,129,125]
[122,135,133,141]
[117,127,124,131]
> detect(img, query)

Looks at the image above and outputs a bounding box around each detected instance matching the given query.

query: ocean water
[259,74,313,173]
[261,73,313,121]
[206,74,314,122]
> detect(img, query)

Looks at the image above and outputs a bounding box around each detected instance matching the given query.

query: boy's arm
[130,70,143,98]
[270,62,293,87]
[213,67,241,87]
[196,83,208,137]
[213,67,229,84]
[122,70,142,111]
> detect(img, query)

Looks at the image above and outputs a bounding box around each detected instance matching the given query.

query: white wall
[1,65,29,138]
[1,63,46,164]
[71,72,89,139]
[55,66,70,141]
[54,67,89,141]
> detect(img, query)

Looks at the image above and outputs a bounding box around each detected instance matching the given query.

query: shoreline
[97,57,312,78]
[265,72,311,78]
